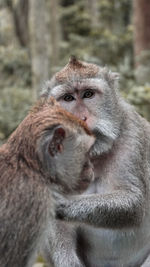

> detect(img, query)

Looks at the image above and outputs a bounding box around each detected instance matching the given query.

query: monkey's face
[42,56,124,156]
[37,123,95,193]
[43,58,119,134]
[49,78,102,131]
[45,77,121,155]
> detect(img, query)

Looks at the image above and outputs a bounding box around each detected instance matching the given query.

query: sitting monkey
[42,57,150,267]
[0,97,94,267]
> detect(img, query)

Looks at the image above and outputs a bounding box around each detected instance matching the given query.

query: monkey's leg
[43,219,85,267]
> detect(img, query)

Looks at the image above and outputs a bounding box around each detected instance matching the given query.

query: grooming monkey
[42,56,150,267]
[0,97,94,267]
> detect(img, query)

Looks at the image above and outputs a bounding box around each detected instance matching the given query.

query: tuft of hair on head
[68,55,84,69]
[54,56,100,83]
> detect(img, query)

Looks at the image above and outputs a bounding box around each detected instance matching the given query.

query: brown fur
[55,56,99,83]
[0,97,94,267]
[3,97,92,171]
[30,97,92,136]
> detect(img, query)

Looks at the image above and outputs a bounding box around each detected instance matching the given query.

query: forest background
[0,0,150,266]
[0,0,150,144]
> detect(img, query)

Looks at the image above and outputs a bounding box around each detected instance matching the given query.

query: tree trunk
[6,0,29,47]
[133,0,150,84]
[29,0,50,100]
[86,0,99,28]
[49,0,60,69]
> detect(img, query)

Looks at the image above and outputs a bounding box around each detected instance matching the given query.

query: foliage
[0,86,32,143]
[127,84,150,121]
[59,0,133,68]
[0,45,32,144]
[0,46,31,88]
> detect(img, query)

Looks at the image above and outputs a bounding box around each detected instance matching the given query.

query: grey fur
[42,61,150,267]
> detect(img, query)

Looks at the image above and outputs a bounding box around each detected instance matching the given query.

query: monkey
[41,56,150,267]
[0,96,95,267]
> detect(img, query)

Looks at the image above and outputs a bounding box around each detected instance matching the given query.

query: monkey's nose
[82,116,87,121]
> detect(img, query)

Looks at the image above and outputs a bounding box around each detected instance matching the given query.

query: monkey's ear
[109,71,120,89]
[110,71,120,81]
[100,68,120,89]
[48,126,66,157]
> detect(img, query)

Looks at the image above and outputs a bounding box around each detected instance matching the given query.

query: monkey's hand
[44,219,86,267]
[54,193,70,220]
[56,201,69,220]
[52,191,69,217]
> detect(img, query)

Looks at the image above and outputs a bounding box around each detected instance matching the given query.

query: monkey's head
[8,97,95,193]
[42,56,123,156]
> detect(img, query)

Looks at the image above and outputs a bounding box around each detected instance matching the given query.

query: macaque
[42,56,150,267]
[0,97,94,267]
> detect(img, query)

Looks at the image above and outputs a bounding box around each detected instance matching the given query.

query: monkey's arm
[57,189,144,228]
[57,133,147,229]
[43,219,85,267]
[56,175,145,228]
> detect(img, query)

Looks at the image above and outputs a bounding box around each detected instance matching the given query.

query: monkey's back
[0,97,93,267]
[0,149,54,267]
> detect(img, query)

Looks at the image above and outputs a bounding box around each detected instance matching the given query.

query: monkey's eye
[83,90,94,99]
[63,94,75,102]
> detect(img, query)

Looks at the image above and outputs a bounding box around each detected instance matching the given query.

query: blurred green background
[0,1,150,266]
[0,0,150,145]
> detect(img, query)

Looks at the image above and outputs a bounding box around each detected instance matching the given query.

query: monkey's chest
[83,177,113,195]
[76,225,150,267]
